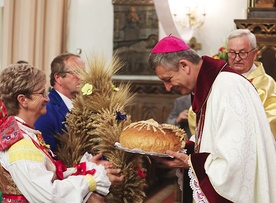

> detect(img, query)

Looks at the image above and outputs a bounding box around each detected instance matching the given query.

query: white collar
[55,90,73,111]
[242,63,257,77]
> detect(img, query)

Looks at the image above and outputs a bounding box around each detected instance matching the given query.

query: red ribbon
[2,194,28,202]
[137,167,146,178]
[0,100,7,119]
[0,116,8,125]
[71,162,96,176]
[54,160,67,180]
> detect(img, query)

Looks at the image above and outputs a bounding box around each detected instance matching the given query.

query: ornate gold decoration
[235,21,276,35]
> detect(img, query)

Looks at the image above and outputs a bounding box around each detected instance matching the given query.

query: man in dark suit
[35,53,85,152]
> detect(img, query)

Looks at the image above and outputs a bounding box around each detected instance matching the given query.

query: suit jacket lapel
[49,89,69,119]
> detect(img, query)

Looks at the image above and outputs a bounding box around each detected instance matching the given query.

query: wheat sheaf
[57,54,147,203]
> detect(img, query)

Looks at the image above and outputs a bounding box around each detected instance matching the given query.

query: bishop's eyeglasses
[227,48,256,59]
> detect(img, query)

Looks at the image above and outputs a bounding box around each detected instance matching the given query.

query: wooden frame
[248,0,276,8]
[112,0,159,75]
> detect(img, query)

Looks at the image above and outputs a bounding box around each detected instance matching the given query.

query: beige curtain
[1,0,68,86]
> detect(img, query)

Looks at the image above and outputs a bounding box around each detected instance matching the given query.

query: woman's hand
[86,193,105,203]
[89,153,124,185]
[90,153,113,169]
[106,168,124,185]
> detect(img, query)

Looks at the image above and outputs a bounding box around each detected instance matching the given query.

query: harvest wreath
[56,55,147,202]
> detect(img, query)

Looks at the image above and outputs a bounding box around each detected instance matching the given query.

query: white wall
[66,0,114,61]
[67,0,247,60]
[194,0,248,56]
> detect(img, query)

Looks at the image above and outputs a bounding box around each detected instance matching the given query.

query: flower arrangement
[213,45,228,63]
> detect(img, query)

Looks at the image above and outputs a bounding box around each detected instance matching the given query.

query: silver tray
[114,142,174,158]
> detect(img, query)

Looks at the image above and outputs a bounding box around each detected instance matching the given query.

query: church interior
[0,0,275,202]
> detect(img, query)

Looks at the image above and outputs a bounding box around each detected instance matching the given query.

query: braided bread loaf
[119,119,187,154]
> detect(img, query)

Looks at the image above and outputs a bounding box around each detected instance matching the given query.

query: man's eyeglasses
[227,48,256,59]
[32,91,48,98]
[58,70,78,77]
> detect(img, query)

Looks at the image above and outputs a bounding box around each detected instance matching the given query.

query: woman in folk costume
[149,35,276,203]
[0,63,123,203]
